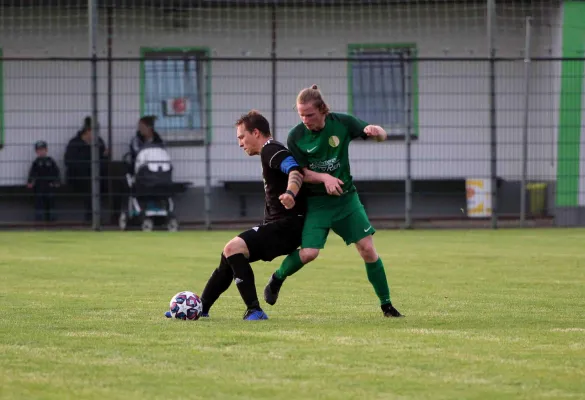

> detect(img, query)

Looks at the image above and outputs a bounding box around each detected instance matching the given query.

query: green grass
[1,229,585,400]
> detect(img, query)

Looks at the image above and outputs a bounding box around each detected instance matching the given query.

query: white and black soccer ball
[169,291,203,320]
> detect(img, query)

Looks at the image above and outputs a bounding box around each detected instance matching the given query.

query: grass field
[1,228,585,400]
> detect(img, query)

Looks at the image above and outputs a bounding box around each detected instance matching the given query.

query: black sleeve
[99,137,108,160]
[49,157,61,183]
[64,139,78,168]
[262,143,291,170]
[262,143,302,175]
[27,159,39,184]
[129,135,141,162]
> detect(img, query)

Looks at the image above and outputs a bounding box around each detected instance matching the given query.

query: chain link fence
[0,0,581,230]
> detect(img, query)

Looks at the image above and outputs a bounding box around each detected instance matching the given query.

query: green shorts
[301,191,375,249]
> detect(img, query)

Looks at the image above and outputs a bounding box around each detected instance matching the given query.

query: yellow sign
[465,179,492,217]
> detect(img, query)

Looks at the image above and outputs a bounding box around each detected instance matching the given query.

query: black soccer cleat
[381,303,404,318]
[263,273,284,306]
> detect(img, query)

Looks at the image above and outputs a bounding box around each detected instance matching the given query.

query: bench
[223,181,264,217]
[0,160,193,224]
[222,178,504,218]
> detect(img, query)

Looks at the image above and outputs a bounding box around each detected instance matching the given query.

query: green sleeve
[341,114,369,140]
[287,130,308,167]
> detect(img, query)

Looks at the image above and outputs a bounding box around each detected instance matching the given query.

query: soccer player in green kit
[264,84,403,318]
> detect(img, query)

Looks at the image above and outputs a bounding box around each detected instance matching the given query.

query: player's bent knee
[355,236,378,263]
[299,248,319,264]
[223,237,250,258]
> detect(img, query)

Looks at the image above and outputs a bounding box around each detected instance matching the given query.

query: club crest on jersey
[328,136,340,148]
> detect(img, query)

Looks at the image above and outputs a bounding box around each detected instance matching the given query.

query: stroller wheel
[141,218,154,232]
[167,218,179,232]
[119,212,128,231]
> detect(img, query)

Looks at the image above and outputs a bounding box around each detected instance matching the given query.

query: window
[140,47,211,146]
[0,48,4,149]
[348,44,418,139]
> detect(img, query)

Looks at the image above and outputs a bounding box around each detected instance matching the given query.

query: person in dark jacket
[27,140,61,222]
[128,115,164,167]
[64,116,108,221]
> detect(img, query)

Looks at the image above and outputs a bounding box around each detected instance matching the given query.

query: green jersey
[287,112,368,197]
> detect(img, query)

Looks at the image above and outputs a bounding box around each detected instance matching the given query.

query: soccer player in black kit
[167,110,306,320]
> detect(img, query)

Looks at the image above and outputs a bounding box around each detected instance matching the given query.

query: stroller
[119,144,179,231]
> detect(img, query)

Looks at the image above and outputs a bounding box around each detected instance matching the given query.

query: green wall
[556,0,585,207]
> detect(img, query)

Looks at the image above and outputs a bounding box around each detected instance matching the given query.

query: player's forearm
[287,170,303,196]
[302,168,328,184]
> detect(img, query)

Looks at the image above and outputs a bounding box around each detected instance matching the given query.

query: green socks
[274,252,391,306]
[275,250,304,281]
[365,258,391,305]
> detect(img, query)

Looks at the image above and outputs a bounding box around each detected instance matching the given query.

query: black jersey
[27,156,61,189]
[260,139,307,223]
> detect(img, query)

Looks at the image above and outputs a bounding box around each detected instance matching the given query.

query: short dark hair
[34,140,48,150]
[82,116,92,133]
[139,115,157,129]
[235,110,271,137]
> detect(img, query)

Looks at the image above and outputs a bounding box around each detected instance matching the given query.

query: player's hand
[279,193,295,209]
[26,183,33,189]
[364,125,387,141]
[323,175,344,196]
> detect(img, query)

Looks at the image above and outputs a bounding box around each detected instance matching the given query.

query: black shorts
[238,215,304,263]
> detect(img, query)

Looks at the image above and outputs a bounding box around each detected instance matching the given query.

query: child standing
[27,141,61,222]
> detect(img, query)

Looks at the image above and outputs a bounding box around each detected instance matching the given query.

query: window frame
[347,43,419,141]
[139,47,212,147]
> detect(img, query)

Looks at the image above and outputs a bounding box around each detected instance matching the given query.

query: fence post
[89,0,101,231]
[106,5,114,224]
[487,0,498,229]
[403,50,413,229]
[520,16,533,227]
[203,56,212,230]
[271,4,277,140]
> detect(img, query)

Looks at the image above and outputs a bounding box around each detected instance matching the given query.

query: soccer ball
[169,291,203,320]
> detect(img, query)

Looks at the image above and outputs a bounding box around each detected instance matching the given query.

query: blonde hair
[296,84,330,114]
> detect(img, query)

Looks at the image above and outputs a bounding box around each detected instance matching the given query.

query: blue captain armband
[280,156,299,174]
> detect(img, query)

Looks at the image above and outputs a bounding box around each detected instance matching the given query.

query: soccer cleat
[243,309,269,321]
[263,273,284,306]
[381,304,404,318]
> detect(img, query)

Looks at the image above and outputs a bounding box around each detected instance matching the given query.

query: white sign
[466,179,492,218]
[162,98,190,117]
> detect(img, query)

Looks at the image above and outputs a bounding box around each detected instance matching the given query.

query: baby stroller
[119,144,179,231]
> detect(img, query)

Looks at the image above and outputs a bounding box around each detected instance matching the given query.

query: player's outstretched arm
[301,168,343,196]
[363,125,388,142]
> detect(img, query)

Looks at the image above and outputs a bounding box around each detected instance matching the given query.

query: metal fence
[0,55,579,230]
[0,0,582,230]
